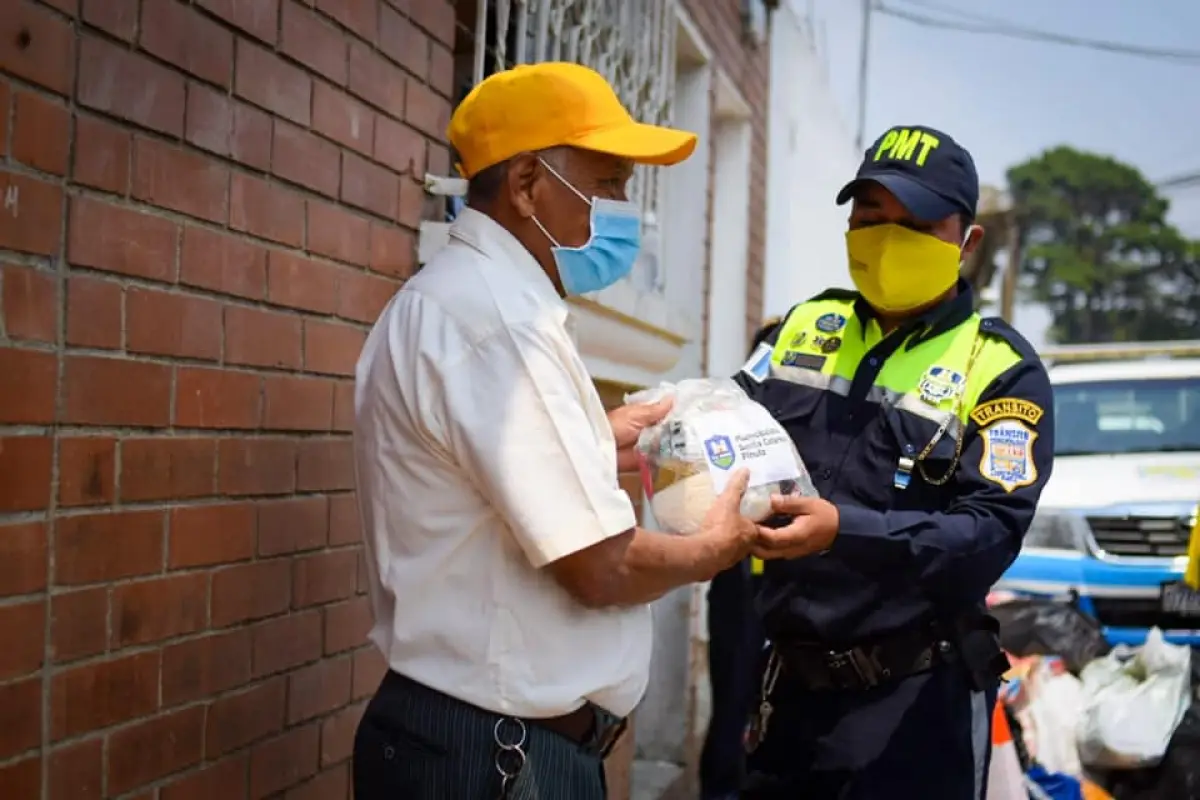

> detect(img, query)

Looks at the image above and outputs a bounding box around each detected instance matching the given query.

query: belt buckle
[826,647,886,689]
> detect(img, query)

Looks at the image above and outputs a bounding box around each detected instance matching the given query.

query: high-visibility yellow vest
[747,294,1028,579]
[767,297,1024,434]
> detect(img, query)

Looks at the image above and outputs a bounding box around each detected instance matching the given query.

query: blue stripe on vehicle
[1001,551,1184,589]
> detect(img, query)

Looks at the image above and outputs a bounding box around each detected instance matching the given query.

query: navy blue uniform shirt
[736,283,1055,646]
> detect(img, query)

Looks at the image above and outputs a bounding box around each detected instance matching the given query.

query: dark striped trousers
[353,671,608,799]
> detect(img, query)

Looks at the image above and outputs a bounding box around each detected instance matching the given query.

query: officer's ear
[961,221,984,258]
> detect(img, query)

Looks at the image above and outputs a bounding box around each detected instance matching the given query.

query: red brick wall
[682,0,771,365]
[0,1,453,798]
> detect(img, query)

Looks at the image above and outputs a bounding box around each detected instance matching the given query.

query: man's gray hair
[466,146,571,206]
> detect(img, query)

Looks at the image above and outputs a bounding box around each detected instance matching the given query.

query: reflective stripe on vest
[767,297,1022,434]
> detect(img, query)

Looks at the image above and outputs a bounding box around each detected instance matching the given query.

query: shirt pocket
[881,406,961,508]
[758,381,825,468]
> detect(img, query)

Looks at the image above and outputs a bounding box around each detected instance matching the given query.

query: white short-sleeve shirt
[353,208,650,718]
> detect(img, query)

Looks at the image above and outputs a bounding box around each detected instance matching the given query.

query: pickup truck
[994,342,1200,646]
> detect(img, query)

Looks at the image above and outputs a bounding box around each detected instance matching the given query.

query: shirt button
[821,468,833,479]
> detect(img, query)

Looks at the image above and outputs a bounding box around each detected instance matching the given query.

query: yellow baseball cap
[447,62,698,179]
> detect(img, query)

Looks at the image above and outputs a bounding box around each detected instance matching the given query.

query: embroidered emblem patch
[821,336,842,354]
[979,420,1038,493]
[740,342,773,383]
[815,313,847,334]
[790,331,808,348]
[918,366,966,405]
[970,398,1044,427]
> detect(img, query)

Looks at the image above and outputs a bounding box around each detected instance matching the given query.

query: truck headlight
[1023,510,1091,552]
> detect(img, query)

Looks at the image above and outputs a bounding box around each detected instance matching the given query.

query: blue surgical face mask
[531,159,642,296]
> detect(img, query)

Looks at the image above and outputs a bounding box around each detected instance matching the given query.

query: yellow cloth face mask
[845,223,962,313]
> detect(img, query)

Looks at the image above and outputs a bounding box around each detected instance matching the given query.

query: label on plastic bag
[690,408,801,493]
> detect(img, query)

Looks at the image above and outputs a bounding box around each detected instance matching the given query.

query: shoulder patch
[740,341,774,383]
[979,419,1038,493]
[970,397,1045,427]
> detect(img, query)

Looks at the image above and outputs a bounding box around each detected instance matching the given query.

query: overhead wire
[875,1,1200,64]
[1158,173,1200,191]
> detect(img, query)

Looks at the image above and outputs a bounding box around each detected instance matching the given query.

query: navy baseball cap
[836,125,978,222]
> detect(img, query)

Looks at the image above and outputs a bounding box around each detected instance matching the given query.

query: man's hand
[609,397,673,472]
[752,494,840,561]
[697,469,758,572]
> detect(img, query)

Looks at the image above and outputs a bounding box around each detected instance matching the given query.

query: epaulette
[979,316,1042,363]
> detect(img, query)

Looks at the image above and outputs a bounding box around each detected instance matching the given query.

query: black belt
[384,672,626,758]
[533,704,627,759]
[774,627,951,691]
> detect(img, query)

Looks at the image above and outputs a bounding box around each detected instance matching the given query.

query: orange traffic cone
[987,701,1028,800]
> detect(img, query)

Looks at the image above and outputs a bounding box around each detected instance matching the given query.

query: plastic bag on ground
[1012,657,1086,777]
[1075,627,1192,770]
[626,378,817,535]
[1104,696,1200,800]
[988,596,1110,675]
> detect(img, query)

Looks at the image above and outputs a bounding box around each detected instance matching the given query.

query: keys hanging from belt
[493,717,528,799]
[746,648,782,754]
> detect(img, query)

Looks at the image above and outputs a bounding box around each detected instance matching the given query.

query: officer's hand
[608,397,673,472]
[700,469,758,570]
[752,494,840,560]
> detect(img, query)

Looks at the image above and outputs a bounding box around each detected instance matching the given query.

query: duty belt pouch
[953,614,1008,692]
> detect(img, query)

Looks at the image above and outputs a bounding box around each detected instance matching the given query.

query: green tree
[1006,146,1199,344]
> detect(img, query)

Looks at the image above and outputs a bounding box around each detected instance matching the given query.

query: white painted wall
[763,3,861,319]
[706,108,753,377]
[658,57,712,383]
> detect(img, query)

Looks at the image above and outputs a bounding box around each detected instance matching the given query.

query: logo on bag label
[704,435,736,470]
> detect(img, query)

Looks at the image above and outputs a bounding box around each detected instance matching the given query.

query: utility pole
[1000,214,1023,323]
[855,0,872,150]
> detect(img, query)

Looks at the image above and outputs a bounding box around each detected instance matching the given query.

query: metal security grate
[467,0,677,224]
[1086,515,1193,558]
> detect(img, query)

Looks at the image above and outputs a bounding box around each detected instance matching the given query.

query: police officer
[736,125,1055,799]
[700,319,781,800]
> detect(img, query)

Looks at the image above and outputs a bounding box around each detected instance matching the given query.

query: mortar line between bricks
[50,489,359,517]
[33,16,81,793]
[0,425,354,440]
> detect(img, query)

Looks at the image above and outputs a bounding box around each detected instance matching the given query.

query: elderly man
[351,62,756,800]
[739,125,1055,798]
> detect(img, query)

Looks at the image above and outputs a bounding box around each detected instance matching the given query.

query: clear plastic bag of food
[626,377,818,535]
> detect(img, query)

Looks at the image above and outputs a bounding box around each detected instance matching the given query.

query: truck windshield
[1054,378,1200,456]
